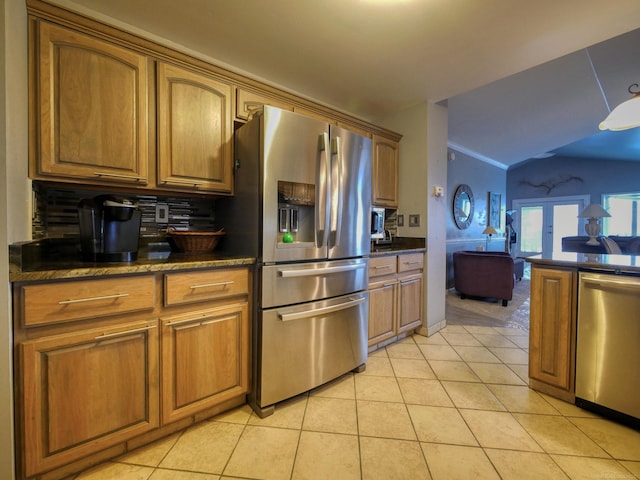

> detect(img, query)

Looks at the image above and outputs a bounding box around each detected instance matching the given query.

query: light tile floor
[74,325,640,480]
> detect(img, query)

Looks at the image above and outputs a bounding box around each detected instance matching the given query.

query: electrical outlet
[409,214,420,227]
[155,204,169,223]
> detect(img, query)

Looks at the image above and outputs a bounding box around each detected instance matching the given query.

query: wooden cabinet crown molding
[26,0,402,142]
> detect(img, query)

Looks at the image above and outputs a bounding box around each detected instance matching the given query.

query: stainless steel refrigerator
[218,106,372,417]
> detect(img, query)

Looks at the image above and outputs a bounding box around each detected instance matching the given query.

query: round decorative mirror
[453,184,474,229]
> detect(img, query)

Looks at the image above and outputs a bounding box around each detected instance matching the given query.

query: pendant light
[599,83,640,131]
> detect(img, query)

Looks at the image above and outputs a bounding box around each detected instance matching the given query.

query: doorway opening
[512,195,590,258]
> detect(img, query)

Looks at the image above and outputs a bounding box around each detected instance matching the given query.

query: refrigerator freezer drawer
[258,292,368,408]
[261,258,368,308]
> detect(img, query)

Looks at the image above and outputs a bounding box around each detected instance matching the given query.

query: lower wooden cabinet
[13,267,251,479]
[368,252,424,347]
[368,280,396,345]
[161,302,249,424]
[19,320,159,477]
[528,264,577,402]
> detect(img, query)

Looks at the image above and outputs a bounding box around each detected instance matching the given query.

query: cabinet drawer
[164,268,249,306]
[369,256,397,279]
[398,253,424,273]
[19,275,155,327]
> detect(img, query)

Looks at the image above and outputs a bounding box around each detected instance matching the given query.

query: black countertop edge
[9,236,426,282]
[526,252,640,274]
[9,238,256,282]
[370,237,426,256]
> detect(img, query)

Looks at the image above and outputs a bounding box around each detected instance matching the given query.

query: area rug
[446,276,531,331]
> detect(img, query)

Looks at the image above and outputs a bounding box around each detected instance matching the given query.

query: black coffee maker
[78,195,141,262]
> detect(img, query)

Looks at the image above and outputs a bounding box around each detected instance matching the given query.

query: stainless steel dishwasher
[576,271,640,427]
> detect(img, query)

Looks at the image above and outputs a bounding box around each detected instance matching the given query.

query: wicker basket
[167,227,225,253]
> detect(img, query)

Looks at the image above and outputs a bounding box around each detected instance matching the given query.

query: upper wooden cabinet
[27,1,402,198]
[157,62,233,194]
[372,135,399,207]
[31,21,150,186]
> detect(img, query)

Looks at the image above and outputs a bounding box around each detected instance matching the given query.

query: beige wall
[1,0,28,478]
[378,101,448,335]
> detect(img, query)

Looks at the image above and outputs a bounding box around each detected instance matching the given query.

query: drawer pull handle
[403,261,422,266]
[93,171,145,182]
[58,293,129,305]
[165,313,215,327]
[374,265,392,270]
[278,296,365,322]
[162,178,205,187]
[190,281,234,290]
[95,324,156,341]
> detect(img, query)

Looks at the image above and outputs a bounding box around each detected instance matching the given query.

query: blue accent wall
[446,149,507,287]
[507,156,640,205]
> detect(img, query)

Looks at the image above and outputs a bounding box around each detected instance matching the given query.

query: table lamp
[482,225,497,251]
[578,204,611,245]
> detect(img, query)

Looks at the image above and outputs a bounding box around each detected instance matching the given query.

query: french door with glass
[512,195,589,257]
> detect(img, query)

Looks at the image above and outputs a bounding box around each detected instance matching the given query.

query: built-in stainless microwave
[371,207,385,239]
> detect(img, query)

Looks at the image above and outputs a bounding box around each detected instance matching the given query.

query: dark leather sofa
[452,251,516,306]
[561,236,640,255]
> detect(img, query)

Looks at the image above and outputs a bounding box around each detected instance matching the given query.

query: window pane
[603,194,639,236]
[553,204,579,253]
[521,206,542,253]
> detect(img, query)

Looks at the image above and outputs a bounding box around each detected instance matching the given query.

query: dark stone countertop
[526,251,640,275]
[370,237,426,256]
[10,236,426,282]
[9,238,255,282]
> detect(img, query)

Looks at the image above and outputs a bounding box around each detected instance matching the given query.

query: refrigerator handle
[330,136,344,248]
[278,296,366,322]
[317,133,331,247]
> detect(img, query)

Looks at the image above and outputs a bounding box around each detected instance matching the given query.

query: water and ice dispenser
[277,181,315,244]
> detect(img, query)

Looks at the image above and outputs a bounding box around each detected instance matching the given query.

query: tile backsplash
[33,184,217,240]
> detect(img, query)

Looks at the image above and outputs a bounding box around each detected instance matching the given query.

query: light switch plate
[409,214,420,227]
[155,204,169,223]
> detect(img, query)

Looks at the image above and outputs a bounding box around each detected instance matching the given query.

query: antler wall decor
[518,174,583,195]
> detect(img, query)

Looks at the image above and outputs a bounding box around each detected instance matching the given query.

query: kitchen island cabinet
[368,251,424,349]
[12,262,251,480]
[528,264,577,403]
[526,253,640,405]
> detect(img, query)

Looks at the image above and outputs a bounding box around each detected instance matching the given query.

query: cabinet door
[33,21,149,186]
[157,62,233,194]
[161,302,249,423]
[20,320,159,477]
[372,135,399,207]
[368,282,396,346]
[398,274,423,332]
[529,266,576,392]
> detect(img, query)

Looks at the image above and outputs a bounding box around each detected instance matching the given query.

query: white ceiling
[50,0,640,168]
